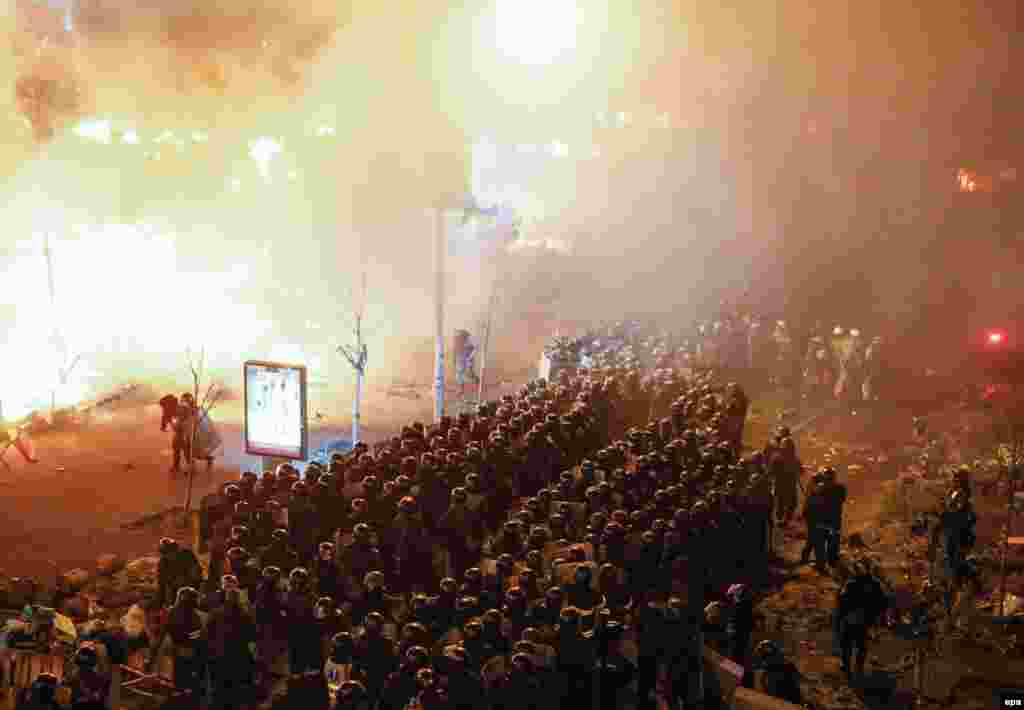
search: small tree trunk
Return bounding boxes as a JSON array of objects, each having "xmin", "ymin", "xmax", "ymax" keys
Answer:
[
  {"xmin": 433, "ymin": 208, "xmax": 446, "ymax": 423},
  {"xmin": 185, "ymin": 430, "xmax": 197, "ymax": 513},
  {"xmin": 184, "ymin": 382, "xmax": 200, "ymax": 513},
  {"xmin": 477, "ymin": 321, "xmax": 491, "ymax": 406},
  {"xmin": 353, "ymin": 367, "xmax": 363, "ymax": 444}
]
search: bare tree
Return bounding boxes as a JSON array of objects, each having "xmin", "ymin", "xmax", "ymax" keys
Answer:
[
  {"xmin": 336, "ymin": 271, "xmax": 369, "ymax": 444},
  {"xmin": 43, "ymin": 233, "xmax": 83, "ymax": 421},
  {"xmin": 50, "ymin": 341, "xmax": 82, "ymax": 421},
  {"xmin": 184, "ymin": 347, "xmax": 224, "ymax": 512}
]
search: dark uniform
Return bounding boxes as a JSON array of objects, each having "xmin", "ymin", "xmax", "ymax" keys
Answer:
[
  {"xmin": 820, "ymin": 475, "xmax": 847, "ymax": 566},
  {"xmin": 835, "ymin": 565, "xmax": 887, "ymax": 676},
  {"xmin": 284, "ymin": 570, "xmax": 321, "ymax": 674},
  {"xmin": 159, "ymin": 394, "xmax": 179, "ymax": 432},
  {"xmin": 157, "ymin": 539, "xmax": 203, "ymax": 609},
  {"xmin": 438, "ymin": 492, "xmax": 485, "ymax": 582},
  {"xmin": 751, "ymin": 641, "xmax": 802, "ymax": 705},
  {"xmin": 799, "ymin": 479, "xmax": 828, "ymax": 568},
  {"xmin": 204, "ymin": 594, "xmax": 257, "ymax": 710},
  {"xmin": 155, "ymin": 588, "xmax": 206, "ymax": 697},
  {"xmin": 170, "ymin": 396, "xmax": 196, "ymax": 473}
]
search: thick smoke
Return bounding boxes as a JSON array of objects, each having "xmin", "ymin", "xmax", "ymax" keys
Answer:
[
  {"xmin": 1, "ymin": 0, "xmax": 760, "ymax": 405},
  {"xmin": 11, "ymin": 0, "xmax": 346, "ymax": 140}
]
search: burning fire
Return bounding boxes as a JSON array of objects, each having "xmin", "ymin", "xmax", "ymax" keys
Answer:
[
  {"xmin": 957, "ymin": 169, "xmax": 978, "ymax": 193},
  {"xmin": 0, "ymin": 223, "xmax": 270, "ymax": 422}
]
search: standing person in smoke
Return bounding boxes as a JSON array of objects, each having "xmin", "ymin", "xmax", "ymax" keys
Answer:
[
  {"xmin": 454, "ymin": 329, "xmax": 479, "ymax": 395},
  {"xmin": 170, "ymin": 393, "xmax": 196, "ymax": 474},
  {"xmin": 159, "ymin": 394, "xmax": 179, "ymax": 433}
]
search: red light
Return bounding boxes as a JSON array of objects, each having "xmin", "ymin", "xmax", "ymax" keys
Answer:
[{"xmin": 988, "ymin": 332, "xmax": 1006, "ymax": 345}]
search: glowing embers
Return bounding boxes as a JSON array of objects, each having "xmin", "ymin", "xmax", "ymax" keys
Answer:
[
  {"xmin": 987, "ymin": 331, "xmax": 1006, "ymax": 346},
  {"xmin": 958, "ymin": 169, "xmax": 978, "ymax": 193}
]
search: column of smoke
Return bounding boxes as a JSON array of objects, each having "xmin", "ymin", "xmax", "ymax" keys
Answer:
[
  {"xmin": 2, "ymin": 0, "xmax": 763, "ymax": 408},
  {"xmin": 10, "ymin": 0, "xmax": 344, "ymax": 142}
]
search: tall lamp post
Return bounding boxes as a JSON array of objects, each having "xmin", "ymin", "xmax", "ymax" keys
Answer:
[{"xmin": 433, "ymin": 207, "xmax": 447, "ymax": 423}]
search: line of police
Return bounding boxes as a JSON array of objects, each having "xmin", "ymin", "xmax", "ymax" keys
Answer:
[
  {"xmin": 138, "ymin": 367, "xmax": 814, "ymax": 707},
  {"xmin": 20, "ymin": 324, "xmax": 894, "ymax": 710}
]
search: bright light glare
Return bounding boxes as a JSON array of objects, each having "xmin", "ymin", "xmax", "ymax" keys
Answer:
[
  {"xmin": 73, "ymin": 120, "xmax": 112, "ymax": 144},
  {"xmin": 495, "ymin": 0, "xmax": 579, "ymax": 65},
  {"xmin": 250, "ymin": 137, "xmax": 282, "ymax": 179},
  {"xmin": 988, "ymin": 331, "xmax": 1005, "ymax": 345},
  {"xmin": 0, "ymin": 224, "xmax": 265, "ymax": 420}
]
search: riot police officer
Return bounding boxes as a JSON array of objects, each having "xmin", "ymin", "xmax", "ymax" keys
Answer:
[
  {"xmin": 835, "ymin": 560, "xmax": 887, "ymax": 677},
  {"xmin": 150, "ymin": 587, "xmax": 206, "ymax": 697},
  {"xmin": 260, "ymin": 528, "xmax": 300, "ymax": 576},
  {"xmin": 284, "ymin": 567, "xmax": 320, "ymax": 673},
  {"xmin": 66, "ymin": 645, "xmax": 110, "ymax": 710},
  {"xmin": 751, "ymin": 640, "xmax": 802, "ymax": 705},
  {"xmin": 799, "ymin": 473, "xmax": 828, "ymax": 570}
]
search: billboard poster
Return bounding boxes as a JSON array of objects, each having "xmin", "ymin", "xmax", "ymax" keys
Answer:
[{"xmin": 243, "ymin": 360, "xmax": 307, "ymax": 460}]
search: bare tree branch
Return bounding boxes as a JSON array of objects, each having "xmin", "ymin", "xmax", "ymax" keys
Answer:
[
  {"xmin": 59, "ymin": 353, "xmax": 82, "ymax": 384},
  {"xmin": 180, "ymin": 346, "xmax": 223, "ymax": 513}
]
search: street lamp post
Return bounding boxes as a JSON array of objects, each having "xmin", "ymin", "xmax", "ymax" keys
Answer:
[{"xmin": 433, "ymin": 207, "xmax": 447, "ymax": 423}]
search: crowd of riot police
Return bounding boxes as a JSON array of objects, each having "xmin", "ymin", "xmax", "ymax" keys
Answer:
[
  {"xmin": 22, "ymin": 322, "xmax": 921, "ymax": 710},
  {"xmin": 135, "ymin": 326, "xmax": 829, "ymax": 710},
  {"xmin": 22, "ymin": 316, "xmax": 982, "ymax": 710}
]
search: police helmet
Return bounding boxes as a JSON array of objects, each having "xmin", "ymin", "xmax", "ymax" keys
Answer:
[
  {"xmin": 331, "ymin": 632, "xmax": 355, "ymax": 663},
  {"xmin": 364, "ymin": 571, "xmax": 385, "ymax": 590},
  {"xmin": 288, "ymin": 567, "xmax": 310, "ymax": 588},
  {"xmin": 176, "ymin": 586, "xmax": 200, "ymax": 607},
  {"xmin": 754, "ymin": 639, "xmax": 783, "ymax": 663},
  {"xmin": 74, "ymin": 644, "xmax": 99, "ymax": 669}
]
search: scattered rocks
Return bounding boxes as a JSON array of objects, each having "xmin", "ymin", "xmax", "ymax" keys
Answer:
[
  {"xmin": 96, "ymin": 554, "xmax": 125, "ymax": 577},
  {"xmin": 122, "ymin": 556, "xmax": 159, "ymax": 580},
  {"xmin": 86, "ymin": 555, "xmax": 160, "ymax": 610},
  {"xmin": 62, "ymin": 568, "xmax": 91, "ymax": 592}
]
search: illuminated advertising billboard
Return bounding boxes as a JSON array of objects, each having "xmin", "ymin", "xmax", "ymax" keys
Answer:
[{"xmin": 243, "ymin": 360, "xmax": 307, "ymax": 460}]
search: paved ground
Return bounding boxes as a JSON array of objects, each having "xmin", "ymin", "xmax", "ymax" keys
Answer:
[{"xmin": 0, "ymin": 386, "xmax": 443, "ymax": 581}]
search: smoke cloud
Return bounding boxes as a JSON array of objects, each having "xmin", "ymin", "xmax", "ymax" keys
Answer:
[
  {"xmin": 5, "ymin": 0, "xmax": 1016, "ymax": 421},
  {"xmin": 9, "ymin": 0, "xmax": 348, "ymax": 139}
]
